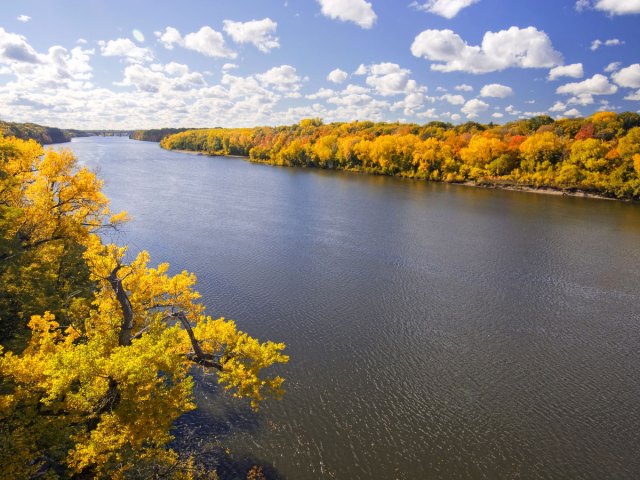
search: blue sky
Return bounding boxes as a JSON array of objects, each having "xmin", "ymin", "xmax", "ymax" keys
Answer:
[{"xmin": 1, "ymin": 0, "xmax": 639, "ymax": 128}]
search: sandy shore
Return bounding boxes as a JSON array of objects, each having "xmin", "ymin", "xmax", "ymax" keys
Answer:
[{"xmin": 459, "ymin": 181, "xmax": 619, "ymax": 201}]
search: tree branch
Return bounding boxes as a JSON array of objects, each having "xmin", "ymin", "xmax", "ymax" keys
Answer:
[
  {"xmin": 166, "ymin": 313, "xmax": 223, "ymax": 370},
  {"xmin": 108, "ymin": 265, "xmax": 134, "ymax": 347}
]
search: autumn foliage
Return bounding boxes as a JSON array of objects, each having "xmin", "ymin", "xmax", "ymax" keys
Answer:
[
  {"xmin": 160, "ymin": 112, "xmax": 640, "ymax": 199},
  {"xmin": 0, "ymin": 136, "xmax": 287, "ymax": 478}
]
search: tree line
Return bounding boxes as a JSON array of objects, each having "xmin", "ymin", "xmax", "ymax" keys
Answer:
[
  {"xmin": 159, "ymin": 113, "xmax": 640, "ymax": 200},
  {"xmin": 0, "ymin": 120, "xmax": 71, "ymax": 145},
  {"xmin": 0, "ymin": 135, "xmax": 287, "ymax": 478}
]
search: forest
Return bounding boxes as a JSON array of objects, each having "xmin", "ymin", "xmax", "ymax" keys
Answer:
[
  {"xmin": 0, "ymin": 120, "xmax": 71, "ymax": 145},
  {"xmin": 0, "ymin": 135, "xmax": 287, "ymax": 478},
  {"xmin": 159, "ymin": 112, "xmax": 640, "ymax": 200}
]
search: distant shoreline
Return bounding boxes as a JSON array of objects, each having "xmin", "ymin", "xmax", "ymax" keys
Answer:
[{"xmin": 164, "ymin": 147, "xmax": 629, "ymax": 202}]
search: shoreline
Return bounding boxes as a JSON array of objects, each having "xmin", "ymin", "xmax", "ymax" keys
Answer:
[{"xmin": 163, "ymin": 147, "xmax": 633, "ymax": 203}]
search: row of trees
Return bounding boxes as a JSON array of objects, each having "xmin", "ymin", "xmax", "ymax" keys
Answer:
[
  {"xmin": 0, "ymin": 135, "xmax": 287, "ymax": 478},
  {"xmin": 130, "ymin": 128, "xmax": 198, "ymax": 142},
  {"xmin": 160, "ymin": 113, "xmax": 640, "ymax": 199}
]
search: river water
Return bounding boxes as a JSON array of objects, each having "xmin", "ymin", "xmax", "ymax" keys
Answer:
[{"xmin": 62, "ymin": 137, "xmax": 640, "ymax": 479}]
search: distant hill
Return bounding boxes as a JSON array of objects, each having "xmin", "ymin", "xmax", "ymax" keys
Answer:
[
  {"xmin": 130, "ymin": 128, "xmax": 197, "ymax": 142},
  {"xmin": 0, "ymin": 120, "xmax": 71, "ymax": 144}
]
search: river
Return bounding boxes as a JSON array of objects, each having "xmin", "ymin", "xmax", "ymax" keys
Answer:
[{"xmin": 62, "ymin": 136, "xmax": 640, "ymax": 479}]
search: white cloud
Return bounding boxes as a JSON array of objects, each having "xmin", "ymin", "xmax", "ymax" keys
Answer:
[
  {"xmin": 454, "ymin": 83, "xmax": 473, "ymax": 91},
  {"xmin": 611, "ymin": 63, "xmax": 640, "ymax": 88},
  {"xmin": 549, "ymin": 101, "xmax": 567, "ymax": 112},
  {"xmin": 99, "ymin": 38, "xmax": 152, "ymax": 64},
  {"xmin": 412, "ymin": 0, "xmax": 480, "ymax": 18},
  {"xmin": 590, "ymin": 38, "xmax": 625, "ymax": 51},
  {"xmin": 568, "ymin": 94, "xmax": 596, "ymax": 105},
  {"xmin": 604, "ymin": 61, "xmax": 621, "ymax": 72},
  {"xmin": 156, "ymin": 27, "xmax": 182, "ymax": 50},
  {"xmin": 579, "ymin": 0, "xmax": 640, "ymax": 15},
  {"xmin": 223, "ymin": 18, "xmax": 279, "ymax": 53},
  {"xmin": 440, "ymin": 93, "xmax": 465, "ymax": 105},
  {"xmin": 505, "ymin": 105, "xmax": 521, "ymax": 115},
  {"xmin": 548, "ymin": 63, "xmax": 584, "ymax": 81},
  {"xmin": 492, "ymin": 112, "xmax": 504, "ymax": 118},
  {"xmin": 327, "ymin": 68, "xmax": 348, "ymax": 84},
  {"xmin": 461, "ymin": 98, "xmax": 489, "ymax": 118},
  {"xmin": 365, "ymin": 62, "xmax": 414, "ymax": 96},
  {"xmin": 564, "ymin": 108, "xmax": 582, "ymax": 117},
  {"xmin": 556, "ymin": 74, "xmax": 618, "ymax": 106},
  {"xmin": 353, "ymin": 64, "xmax": 368, "ymax": 75},
  {"xmin": 256, "ymin": 65, "xmax": 303, "ymax": 96},
  {"xmin": 184, "ymin": 27, "xmax": 236, "ymax": 58},
  {"xmin": 155, "ymin": 26, "xmax": 236, "ymax": 58},
  {"xmin": 411, "ymin": 26, "xmax": 562, "ymax": 74},
  {"xmin": 17, "ymin": 15, "xmax": 31, "ymax": 23},
  {"xmin": 451, "ymin": 113, "xmax": 462, "ymax": 121},
  {"xmin": 0, "ymin": 28, "xmax": 42, "ymax": 64},
  {"xmin": 624, "ymin": 90, "xmax": 640, "ymax": 101},
  {"xmin": 479, "ymin": 83, "xmax": 513, "ymax": 98},
  {"xmin": 116, "ymin": 63, "xmax": 206, "ymax": 93},
  {"xmin": 317, "ymin": 0, "xmax": 377, "ymax": 28},
  {"xmin": 392, "ymin": 92, "xmax": 429, "ymax": 116},
  {"xmin": 222, "ymin": 63, "xmax": 239, "ymax": 71},
  {"xmin": 306, "ymin": 87, "xmax": 336, "ymax": 100}
]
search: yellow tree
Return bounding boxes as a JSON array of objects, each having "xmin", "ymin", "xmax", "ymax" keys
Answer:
[{"xmin": 0, "ymin": 137, "xmax": 287, "ymax": 479}]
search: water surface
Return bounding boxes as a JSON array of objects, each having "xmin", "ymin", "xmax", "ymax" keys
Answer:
[{"xmin": 63, "ymin": 137, "xmax": 640, "ymax": 479}]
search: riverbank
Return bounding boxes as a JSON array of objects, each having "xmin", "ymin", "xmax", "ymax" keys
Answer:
[{"xmin": 164, "ymin": 146, "xmax": 630, "ymax": 202}]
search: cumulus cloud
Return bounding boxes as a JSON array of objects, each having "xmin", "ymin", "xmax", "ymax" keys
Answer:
[
  {"xmin": 549, "ymin": 101, "xmax": 567, "ymax": 112},
  {"xmin": 365, "ymin": 62, "xmax": 414, "ymax": 96},
  {"xmin": 556, "ymin": 74, "xmax": 618, "ymax": 106},
  {"xmin": 317, "ymin": 0, "xmax": 377, "ymax": 28},
  {"xmin": 99, "ymin": 38, "xmax": 153, "ymax": 64},
  {"xmin": 391, "ymin": 91, "xmax": 431, "ymax": 116},
  {"xmin": 611, "ymin": 63, "xmax": 640, "ymax": 88},
  {"xmin": 0, "ymin": 28, "xmax": 42, "ymax": 64},
  {"xmin": 624, "ymin": 90, "xmax": 640, "ymax": 100},
  {"xmin": 411, "ymin": 26, "xmax": 562, "ymax": 73},
  {"xmin": 479, "ymin": 83, "xmax": 513, "ymax": 98},
  {"xmin": 256, "ymin": 65, "xmax": 303, "ymax": 96},
  {"xmin": 116, "ymin": 62, "xmax": 206, "ymax": 93},
  {"xmin": 155, "ymin": 26, "xmax": 236, "ymax": 58},
  {"xmin": 440, "ymin": 93, "xmax": 465, "ymax": 105},
  {"xmin": 223, "ymin": 18, "xmax": 279, "ymax": 53},
  {"xmin": 327, "ymin": 68, "xmax": 348, "ymax": 84},
  {"xmin": 454, "ymin": 84, "xmax": 473, "ymax": 91},
  {"xmin": 17, "ymin": 15, "xmax": 31, "ymax": 23},
  {"xmin": 564, "ymin": 108, "xmax": 582, "ymax": 117},
  {"xmin": 306, "ymin": 87, "xmax": 336, "ymax": 100},
  {"xmin": 604, "ymin": 61, "xmax": 621, "ymax": 72},
  {"xmin": 353, "ymin": 64, "xmax": 368, "ymax": 75},
  {"xmin": 461, "ymin": 98, "xmax": 489, "ymax": 118},
  {"xmin": 577, "ymin": 0, "xmax": 640, "ymax": 14},
  {"xmin": 412, "ymin": 0, "xmax": 480, "ymax": 18},
  {"xmin": 548, "ymin": 63, "xmax": 584, "ymax": 81},
  {"xmin": 590, "ymin": 38, "xmax": 625, "ymax": 51}
]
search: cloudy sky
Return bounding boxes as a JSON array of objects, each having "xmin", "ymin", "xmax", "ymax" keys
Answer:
[{"xmin": 1, "ymin": 0, "xmax": 639, "ymax": 129}]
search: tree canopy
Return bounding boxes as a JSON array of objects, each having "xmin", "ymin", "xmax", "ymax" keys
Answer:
[{"xmin": 0, "ymin": 135, "xmax": 287, "ymax": 479}]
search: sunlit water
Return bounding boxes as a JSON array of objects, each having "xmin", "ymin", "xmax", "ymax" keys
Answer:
[{"xmin": 61, "ymin": 137, "xmax": 640, "ymax": 479}]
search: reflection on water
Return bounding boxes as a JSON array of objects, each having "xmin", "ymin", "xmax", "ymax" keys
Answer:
[{"xmin": 63, "ymin": 137, "xmax": 640, "ymax": 479}]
